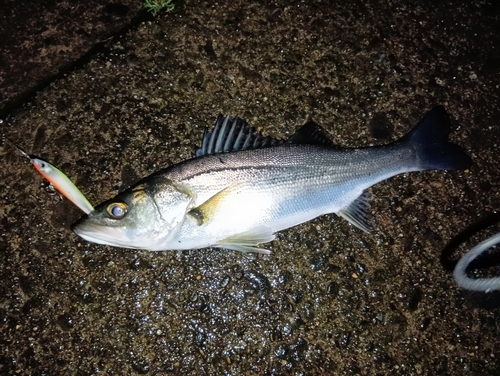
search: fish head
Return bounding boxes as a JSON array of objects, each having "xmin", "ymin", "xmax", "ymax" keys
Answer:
[{"xmin": 72, "ymin": 180, "xmax": 192, "ymax": 250}]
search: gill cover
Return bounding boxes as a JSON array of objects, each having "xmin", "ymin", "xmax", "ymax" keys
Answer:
[{"xmin": 72, "ymin": 179, "xmax": 192, "ymax": 250}]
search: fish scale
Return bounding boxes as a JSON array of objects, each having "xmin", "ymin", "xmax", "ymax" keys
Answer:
[{"xmin": 167, "ymin": 145, "xmax": 410, "ymax": 249}]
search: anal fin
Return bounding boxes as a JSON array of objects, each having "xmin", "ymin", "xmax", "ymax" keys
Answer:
[
  {"xmin": 338, "ymin": 190, "xmax": 374, "ymax": 232},
  {"xmin": 215, "ymin": 226, "xmax": 275, "ymax": 255}
]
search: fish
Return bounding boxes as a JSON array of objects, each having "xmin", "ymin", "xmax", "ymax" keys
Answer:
[
  {"xmin": 72, "ymin": 106, "xmax": 472, "ymax": 254},
  {"xmin": 11, "ymin": 143, "xmax": 95, "ymax": 214}
]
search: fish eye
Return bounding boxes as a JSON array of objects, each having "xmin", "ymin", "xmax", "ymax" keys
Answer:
[{"xmin": 107, "ymin": 202, "xmax": 127, "ymax": 219}]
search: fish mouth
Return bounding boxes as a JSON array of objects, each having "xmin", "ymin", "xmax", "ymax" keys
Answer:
[{"xmin": 72, "ymin": 219, "xmax": 138, "ymax": 249}]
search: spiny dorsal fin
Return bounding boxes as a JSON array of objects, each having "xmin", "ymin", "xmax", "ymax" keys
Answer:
[
  {"xmin": 287, "ymin": 121, "xmax": 336, "ymax": 147},
  {"xmin": 194, "ymin": 115, "xmax": 283, "ymax": 157},
  {"xmin": 338, "ymin": 190, "xmax": 374, "ymax": 232}
]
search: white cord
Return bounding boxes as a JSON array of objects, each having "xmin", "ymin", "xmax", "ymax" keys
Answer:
[{"xmin": 453, "ymin": 232, "xmax": 500, "ymax": 292}]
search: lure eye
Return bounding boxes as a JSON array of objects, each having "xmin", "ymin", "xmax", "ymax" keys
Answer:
[
  {"xmin": 33, "ymin": 159, "xmax": 50, "ymax": 172},
  {"xmin": 107, "ymin": 202, "xmax": 127, "ymax": 219}
]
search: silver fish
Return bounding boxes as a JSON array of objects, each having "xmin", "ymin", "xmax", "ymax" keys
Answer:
[{"xmin": 73, "ymin": 106, "xmax": 471, "ymax": 254}]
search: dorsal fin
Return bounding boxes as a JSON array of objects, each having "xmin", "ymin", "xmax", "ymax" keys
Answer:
[
  {"xmin": 194, "ymin": 115, "xmax": 282, "ymax": 157},
  {"xmin": 287, "ymin": 121, "xmax": 336, "ymax": 147}
]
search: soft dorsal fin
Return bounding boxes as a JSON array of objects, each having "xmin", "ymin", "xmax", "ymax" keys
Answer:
[
  {"xmin": 287, "ymin": 121, "xmax": 336, "ymax": 147},
  {"xmin": 194, "ymin": 115, "xmax": 283, "ymax": 157},
  {"xmin": 337, "ymin": 190, "xmax": 374, "ymax": 232}
]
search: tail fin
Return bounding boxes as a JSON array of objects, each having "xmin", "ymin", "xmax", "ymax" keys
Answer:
[{"xmin": 399, "ymin": 106, "xmax": 472, "ymax": 170}]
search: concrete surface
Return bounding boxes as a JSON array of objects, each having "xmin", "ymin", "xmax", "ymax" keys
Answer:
[
  {"xmin": 1, "ymin": 0, "xmax": 499, "ymax": 374},
  {"xmin": 0, "ymin": 0, "xmax": 143, "ymax": 115}
]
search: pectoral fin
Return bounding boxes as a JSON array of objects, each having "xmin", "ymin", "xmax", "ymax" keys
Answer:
[
  {"xmin": 215, "ymin": 226, "xmax": 275, "ymax": 255},
  {"xmin": 338, "ymin": 190, "xmax": 374, "ymax": 232},
  {"xmin": 187, "ymin": 184, "xmax": 239, "ymax": 226}
]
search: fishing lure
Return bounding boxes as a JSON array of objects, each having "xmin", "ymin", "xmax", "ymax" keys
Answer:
[
  {"xmin": 11, "ymin": 142, "xmax": 94, "ymax": 214},
  {"xmin": 454, "ymin": 232, "xmax": 500, "ymax": 292}
]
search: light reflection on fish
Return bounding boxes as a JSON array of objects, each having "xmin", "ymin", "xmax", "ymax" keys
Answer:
[{"xmin": 72, "ymin": 106, "xmax": 471, "ymax": 254}]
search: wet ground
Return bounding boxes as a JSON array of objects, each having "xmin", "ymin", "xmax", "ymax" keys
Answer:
[{"xmin": 1, "ymin": 0, "xmax": 500, "ymax": 374}]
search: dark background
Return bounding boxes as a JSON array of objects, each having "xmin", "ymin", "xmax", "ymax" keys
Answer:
[{"xmin": 1, "ymin": 0, "xmax": 499, "ymax": 374}]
